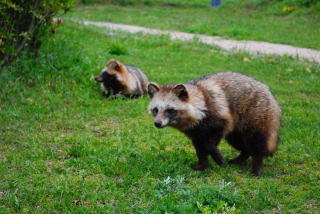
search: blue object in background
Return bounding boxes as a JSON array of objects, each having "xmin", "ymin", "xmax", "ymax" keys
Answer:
[{"xmin": 212, "ymin": 0, "xmax": 221, "ymax": 7}]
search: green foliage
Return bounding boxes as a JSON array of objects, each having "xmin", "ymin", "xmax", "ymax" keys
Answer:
[
  {"xmin": 107, "ymin": 42, "xmax": 128, "ymax": 55},
  {"xmin": 195, "ymin": 180, "xmax": 240, "ymax": 214},
  {"xmin": 197, "ymin": 201, "xmax": 239, "ymax": 214},
  {"xmin": 254, "ymin": 0, "xmax": 320, "ymax": 16},
  {"xmin": 0, "ymin": 0, "xmax": 74, "ymax": 69},
  {"xmin": 259, "ymin": 0, "xmax": 318, "ymax": 7}
]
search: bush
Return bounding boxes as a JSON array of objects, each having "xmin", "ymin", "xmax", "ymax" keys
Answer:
[{"xmin": 0, "ymin": 0, "xmax": 74, "ymax": 70}]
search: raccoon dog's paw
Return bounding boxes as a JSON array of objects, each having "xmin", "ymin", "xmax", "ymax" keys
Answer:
[{"xmin": 192, "ymin": 163, "xmax": 208, "ymax": 171}]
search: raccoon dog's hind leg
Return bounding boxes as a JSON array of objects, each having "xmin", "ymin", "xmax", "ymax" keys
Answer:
[
  {"xmin": 228, "ymin": 151, "xmax": 250, "ymax": 165},
  {"xmin": 244, "ymin": 129, "xmax": 268, "ymax": 177},
  {"xmin": 226, "ymin": 130, "xmax": 250, "ymax": 164}
]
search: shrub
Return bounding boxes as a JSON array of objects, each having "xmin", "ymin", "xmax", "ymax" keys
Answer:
[{"xmin": 0, "ymin": 0, "xmax": 74, "ymax": 70}]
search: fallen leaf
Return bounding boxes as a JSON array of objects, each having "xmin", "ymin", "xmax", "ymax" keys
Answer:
[
  {"xmin": 277, "ymin": 73, "xmax": 283, "ymax": 77},
  {"xmin": 286, "ymin": 68, "xmax": 293, "ymax": 72},
  {"xmin": 289, "ymin": 80, "xmax": 294, "ymax": 84},
  {"xmin": 243, "ymin": 57, "xmax": 250, "ymax": 62},
  {"xmin": 72, "ymin": 200, "xmax": 82, "ymax": 206},
  {"xmin": 306, "ymin": 68, "xmax": 312, "ymax": 73}
]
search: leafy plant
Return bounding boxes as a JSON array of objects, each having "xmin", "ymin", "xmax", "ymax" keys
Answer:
[
  {"xmin": 154, "ymin": 176, "xmax": 189, "ymax": 199},
  {"xmin": 197, "ymin": 201, "xmax": 239, "ymax": 214},
  {"xmin": 0, "ymin": 0, "xmax": 73, "ymax": 69},
  {"xmin": 107, "ymin": 43, "xmax": 128, "ymax": 55}
]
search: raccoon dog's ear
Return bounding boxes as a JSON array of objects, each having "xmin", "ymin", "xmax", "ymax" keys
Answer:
[
  {"xmin": 173, "ymin": 84, "xmax": 188, "ymax": 101},
  {"xmin": 147, "ymin": 83, "xmax": 160, "ymax": 99},
  {"xmin": 107, "ymin": 59, "xmax": 120, "ymax": 71}
]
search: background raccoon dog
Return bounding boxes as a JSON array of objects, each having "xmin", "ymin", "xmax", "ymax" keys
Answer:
[
  {"xmin": 147, "ymin": 72, "xmax": 281, "ymax": 177},
  {"xmin": 95, "ymin": 59, "xmax": 149, "ymax": 98}
]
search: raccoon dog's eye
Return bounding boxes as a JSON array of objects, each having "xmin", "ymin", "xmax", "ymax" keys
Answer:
[
  {"xmin": 102, "ymin": 72, "xmax": 109, "ymax": 79},
  {"xmin": 152, "ymin": 108, "xmax": 158, "ymax": 116},
  {"xmin": 102, "ymin": 72, "xmax": 115, "ymax": 80},
  {"xmin": 165, "ymin": 108, "xmax": 176, "ymax": 116}
]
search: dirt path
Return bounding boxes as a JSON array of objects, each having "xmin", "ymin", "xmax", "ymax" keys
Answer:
[{"xmin": 82, "ymin": 20, "xmax": 320, "ymax": 63}]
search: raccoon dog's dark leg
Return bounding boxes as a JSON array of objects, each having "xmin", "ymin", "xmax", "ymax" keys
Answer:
[
  {"xmin": 252, "ymin": 155, "xmax": 263, "ymax": 177},
  {"xmin": 103, "ymin": 91, "xmax": 109, "ymax": 97},
  {"xmin": 105, "ymin": 88, "xmax": 111, "ymax": 97},
  {"xmin": 207, "ymin": 143, "xmax": 224, "ymax": 166},
  {"xmin": 226, "ymin": 131, "xmax": 250, "ymax": 164},
  {"xmin": 228, "ymin": 151, "xmax": 250, "ymax": 164},
  {"xmin": 206, "ymin": 130, "xmax": 224, "ymax": 166},
  {"xmin": 245, "ymin": 129, "xmax": 268, "ymax": 177},
  {"xmin": 192, "ymin": 140, "xmax": 208, "ymax": 171}
]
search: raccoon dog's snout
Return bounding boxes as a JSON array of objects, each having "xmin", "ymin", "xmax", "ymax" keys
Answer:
[
  {"xmin": 94, "ymin": 75, "xmax": 102, "ymax": 82},
  {"xmin": 154, "ymin": 121, "xmax": 162, "ymax": 128}
]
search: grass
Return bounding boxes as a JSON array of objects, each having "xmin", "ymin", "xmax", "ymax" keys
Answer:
[
  {"xmin": 1, "ymin": 3, "xmax": 320, "ymax": 213},
  {"xmin": 66, "ymin": 0, "xmax": 320, "ymax": 49}
]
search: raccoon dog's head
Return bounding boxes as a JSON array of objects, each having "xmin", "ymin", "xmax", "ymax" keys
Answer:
[
  {"xmin": 94, "ymin": 59, "xmax": 125, "ymax": 85},
  {"xmin": 147, "ymin": 83, "xmax": 205, "ymax": 130}
]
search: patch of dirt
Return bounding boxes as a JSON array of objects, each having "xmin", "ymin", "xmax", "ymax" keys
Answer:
[{"xmin": 80, "ymin": 20, "xmax": 320, "ymax": 63}]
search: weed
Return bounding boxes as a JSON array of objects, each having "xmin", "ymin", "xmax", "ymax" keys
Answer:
[{"xmin": 107, "ymin": 43, "xmax": 129, "ymax": 55}]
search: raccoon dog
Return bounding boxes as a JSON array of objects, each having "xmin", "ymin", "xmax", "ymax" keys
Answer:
[
  {"xmin": 95, "ymin": 59, "xmax": 149, "ymax": 98},
  {"xmin": 147, "ymin": 72, "xmax": 281, "ymax": 177}
]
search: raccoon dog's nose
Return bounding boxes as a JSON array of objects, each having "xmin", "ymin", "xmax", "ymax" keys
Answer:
[
  {"xmin": 94, "ymin": 76, "xmax": 102, "ymax": 82},
  {"xmin": 154, "ymin": 121, "xmax": 162, "ymax": 128}
]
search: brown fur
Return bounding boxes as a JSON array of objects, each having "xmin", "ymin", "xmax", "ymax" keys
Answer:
[
  {"xmin": 95, "ymin": 59, "xmax": 149, "ymax": 98},
  {"xmin": 148, "ymin": 72, "xmax": 281, "ymax": 177}
]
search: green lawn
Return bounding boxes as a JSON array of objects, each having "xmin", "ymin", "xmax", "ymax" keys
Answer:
[
  {"xmin": 1, "ymin": 2, "xmax": 320, "ymax": 213},
  {"xmin": 67, "ymin": 0, "xmax": 320, "ymax": 49}
]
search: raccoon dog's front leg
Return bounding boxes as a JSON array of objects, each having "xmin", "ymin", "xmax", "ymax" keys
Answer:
[
  {"xmin": 206, "ymin": 129, "xmax": 224, "ymax": 166},
  {"xmin": 192, "ymin": 140, "xmax": 209, "ymax": 171},
  {"xmin": 191, "ymin": 131, "xmax": 224, "ymax": 171}
]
